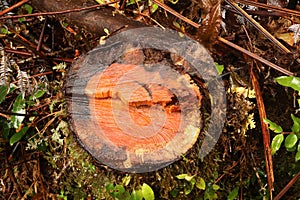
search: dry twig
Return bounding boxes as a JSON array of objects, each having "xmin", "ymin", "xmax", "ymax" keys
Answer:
[
  {"xmin": 153, "ymin": 0, "xmax": 200, "ymax": 28},
  {"xmin": 0, "ymin": 0, "xmax": 29, "ymax": 17}
]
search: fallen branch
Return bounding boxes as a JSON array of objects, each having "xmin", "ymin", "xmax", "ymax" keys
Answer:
[{"xmin": 249, "ymin": 65, "xmax": 274, "ymax": 199}]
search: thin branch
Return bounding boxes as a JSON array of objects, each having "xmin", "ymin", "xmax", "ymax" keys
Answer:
[
  {"xmin": 0, "ymin": 1, "xmax": 120, "ymax": 20},
  {"xmin": 217, "ymin": 37, "xmax": 294, "ymax": 76},
  {"xmin": 249, "ymin": 66, "xmax": 274, "ymax": 198},
  {"xmin": 0, "ymin": 109, "xmax": 47, "ymax": 116},
  {"xmin": 152, "ymin": 0, "xmax": 200, "ymax": 28},
  {"xmin": 237, "ymin": 0, "xmax": 300, "ymax": 17},
  {"xmin": 37, "ymin": 17, "xmax": 47, "ymax": 52},
  {"xmin": 0, "ymin": 0, "xmax": 30, "ymax": 17}
]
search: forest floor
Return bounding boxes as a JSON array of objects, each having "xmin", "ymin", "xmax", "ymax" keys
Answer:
[{"xmin": 0, "ymin": 0, "xmax": 300, "ymax": 199}]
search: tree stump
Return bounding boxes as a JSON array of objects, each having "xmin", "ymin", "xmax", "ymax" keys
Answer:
[{"xmin": 65, "ymin": 28, "xmax": 218, "ymax": 172}]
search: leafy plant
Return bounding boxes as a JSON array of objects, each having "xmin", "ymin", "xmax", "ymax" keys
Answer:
[
  {"xmin": 18, "ymin": 4, "xmax": 33, "ymax": 23},
  {"xmin": 265, "ymin": 115, "xmax": 300, "ymax": 161},
  {"xmin": 175, "ymin": 173, "xmax": 206, "ymax": 195},
  {"xmin": 264, "ymin": 75, "xmax": 300, "ymax": 162},
  {"xmin": 203, "ymin": 183, "xmax": 220, "ymax": 200},
  {"xmin": 106, "ymin": 182, "xmax": 154, "ymax": 200},
  {"xmin": 215, "ymin": 62, "xmax": 224, "ymax": 75}
]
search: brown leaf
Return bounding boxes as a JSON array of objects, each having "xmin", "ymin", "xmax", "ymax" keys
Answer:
[{"xmin": 196, "ymin": 0, "xmax": 222, "ymax": 48}]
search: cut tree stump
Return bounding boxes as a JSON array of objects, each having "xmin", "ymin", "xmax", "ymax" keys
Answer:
[{"xmin": 64, "ymin": 28, "xmax": 215, "ymax": 173}]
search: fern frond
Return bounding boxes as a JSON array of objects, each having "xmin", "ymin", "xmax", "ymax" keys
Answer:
[
  {"xmin": 13, "ymin": 61, "xmax": 29, "ymax": 98},
  {"xmin": 0, "ymin": 47, "xmax": 12, "ymax": 86}
]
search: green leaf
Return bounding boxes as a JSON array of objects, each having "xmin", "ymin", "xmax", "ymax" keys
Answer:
[
  {"xmin": 285, "ymin": 134, "xmax": 298, "ymax": 149},
  {"xmin": 114, "ymin": 185, "xmax": 125, "ymax": 197},
  {"xmin": 184, "ymin": 175, "xmax": 195, "ymax": 182},
  {"xmin": 176, "ymin": 174, "xmax": 188, "ymax": 179},
  {"xmin": 212, "ymin": 184, "xmax": 220, "ymax": 191},
  {"xmin": 106, "ymin": 183, "xmax": 115, "ymax": 197},
  {"xmin": 263, "ymin": 118, "xmax": 283, "ymax": 133},
  {"xmin": 18, "ymin": 17, "xmax": 25, "ymax": 23},
  {"xmin": 215, "ymin": 62, "xmax": 224, "ymax": 75},
  {"xmin": 271, "ymin": 134, "xmax": 284, "ymax": 155},
  {"xmin": 29, "ymin": 90, "xmax": 46, "ymax": 100},
  {"xmin": 286, "ymin": 146, "xmax": 297, "ymax": 152},
  {"xmin": 9, "ymin": 126, "xmax": 29, "ymax": 145},
  {"xmin": 1, "ymin": 27, "xmax": 9, "ymax": 34},
  {"xmin": 23, "ymin": 4, "xmax": 33, "ymax": 14},
  {"xmin": 291, "ymin": 114, "xmax": 300, "ymax": 133},
  {"xmin": 227, "ymin": 187, "xmax": 239, "ymax": 200},
  {"xmin": 10, "ymin": 94, "xmax": 26, "ymax": 129},
  {"xmin": 184, "ymin": 183, "xmax": 194, "ymax": 195},
  {"xmin": 295, "ymin": 147, "xmax": 300, "ymax": 162},
  {"xmin": 151, "ymin": 3, "xmax": 159, "ymax": 13},
  {"xmin": 141, "ymin": 183, "xmax": 154, "ymax": 200},
  {"xmin": 196, "ymin": 177, "xmax": 206, "ymax": 190},
  {"xmin": 275, "ymin": 76, "xmax": 300, "ymax": 92},
  {"xmin": 131, "ymin": 190, "xmax": 143, "ymax": 200},
  {"xmin": 0, "ymin": 85, "xmax": 8, "ymax": 104}
]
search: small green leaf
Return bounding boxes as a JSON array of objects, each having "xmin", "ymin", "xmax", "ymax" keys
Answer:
[
  {"xmin": 0, "ymin": 85, "xmax": 8, "ymax": 104},
  {"xmin": 291, "ymin": 114, "xmax": 300, "ymax": 133},
  {"xmin": 131, "ymin": 190, "xmax": 143, "ymax": 200},
  {"xmin": 275, "ymin": 76, "xmax": 300, "ymax": 92},
  {"xmin": 285, "ymin": 134, "xmax": 298, "ymax": 149},
  {"xmin": 286, "ymin": 146, "xmax": 297, "ymax": 152},
  {"xmin": 263, "ymin": 118, "xmax": 283, "ymax": 133},
  {"xmin": 9, "ymin": 126, "xmax": 29, "ymax": 145},
  {"xmin": 10, "ymin": 94, "xmax": 26, "ymax": 129},
  {"xmin": 1, "ymin": 27, "xmax": 9, "ymax": 34},
  {"xmin": 227, "ymin": 187, "xmax": 239, "ymax": 200},
  {"xmin": 18, "ymin": 17, "xmax": 25, "ymax": 23},
  {"xmin": 23, "ymin": 4, "xmax": 33, "ymax": 14},
  {"xmin": 215, "ymin": 62, "xmax": 224, "ymax": 75},
  {"xmin": 212, "ymin": 184, "xmax": 220, "ymax": 191},
  {"xmin": 141, "ymin": 183, "xmax": 154, "ymax": 200},
  {"xmin": 176, "ymin": 174, "xmax": 188, "ymax": 179},
  {"xmin": 151, "ymin": 3, "xmax": 159, "ymax": 13},
  {"xmin": 114, "ymin": 185, "xmax": 125, "ymax": 197},
  {"xmin": 106, "ymin": 183, "xmax": 115, "ymax": 197},
  {"xmin": 29, "ymin": 90, "xmax": 46, "ymax": 100},
  {"xmin": 184, "ymin": 183, "xmax": 193, "ymax": 195},
  {"xmin": 271, "ymin": 134, "xmax": 284, "ymax": 155},
  {"xmin": 196, "ymin": 177, "xmax": 206, "ymax": 190},
  {"xmin": 184, "ymin": 175, "xmax": 195, "ymax": 182},
  {"xmin": 296, "ymin": 152, "xmax": 300, "ymax": 162}
]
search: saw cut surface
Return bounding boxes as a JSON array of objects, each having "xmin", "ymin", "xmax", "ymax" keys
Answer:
[{"xmin": 64, "ymin": 27, "xmax": 220, "ymax": 173}]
